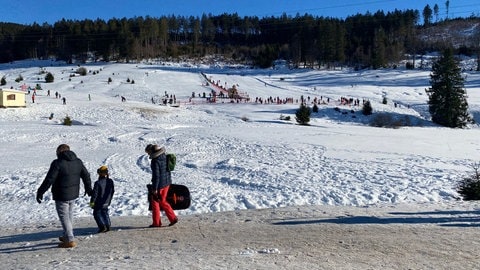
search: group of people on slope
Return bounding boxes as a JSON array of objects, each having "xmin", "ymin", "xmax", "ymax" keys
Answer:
[{"xmin": 36, "ymin": 143, "xmax": 177, "ymax": 248}]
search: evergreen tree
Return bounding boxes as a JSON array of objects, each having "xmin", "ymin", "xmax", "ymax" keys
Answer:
[
  {"xmin": 371, "ymin": 28, "xmax": 386, "ymax": 69},
  {"xmin": 295, "ymin": 103, "xmax": 311, "ymax": 125},
  {"xmin": 45, "ymin": 72, "xmax": 54, "ymax": 83},
  {"xmin": 422, "ymin": 5, "xmax": 433, "ymax": 26},
  {"xmin": 445, "ymin": 0, "xmax": 450, "ymax": 19},
  {"xmin": 426, "ymin": 48, "xmax": 472, "ymax": 128},
  {"xmin": 362, "ymin": 101, "xmax": 373, "ymax": 115},
  {"xmin": 433, "ymin": 4, "xmax": 440, "ymax": 22},
  {"xmin": 0, "ymin": 76, "xmax": 6, "ymax": 86},
  {"xmin": 457, "ymin": 163, "xmax": 480, "ymax": 200}
]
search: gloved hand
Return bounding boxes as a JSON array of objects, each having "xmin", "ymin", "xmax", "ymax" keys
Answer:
[
  {"xmin": 36, "ymin": 193, "xmax": 43, "ymax": 204},
  {"xmin": 152, "ymin": 191, "xmax": 161, "ymax": 201},
  {"xmin": 89, "ymin": 202, "xmax": 95, "ymax": 209},
  {"xmin": 85, "ymin": 190, "xmax": 93, "ymax": 197}
]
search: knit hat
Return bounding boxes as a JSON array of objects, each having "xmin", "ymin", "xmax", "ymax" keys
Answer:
[{"xmin": 97, "ymin": 165, "xmax": 108, "ymax": 174}]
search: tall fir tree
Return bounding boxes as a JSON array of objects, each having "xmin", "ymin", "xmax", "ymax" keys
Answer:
[
  {"xmin": 426, "ymin": 48, "xmax": 472, "ymax": 128},
  {"xmin": 295, "ymin": 103, "xmax": 311, "ymax": 125}
]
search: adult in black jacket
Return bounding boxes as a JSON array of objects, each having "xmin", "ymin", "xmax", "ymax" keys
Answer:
[{"xmin": 36, "ymin": 144, "xmax": 93, "ymax": 248}]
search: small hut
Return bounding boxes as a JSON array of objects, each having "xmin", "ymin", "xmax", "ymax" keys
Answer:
[{"xmin": 0, "ymin": 89, "xmax": 26, "ymax": 108}]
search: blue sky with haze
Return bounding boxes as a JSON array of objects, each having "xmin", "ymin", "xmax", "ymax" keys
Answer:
[{"xmin": 1, "ymin": 0, "xmax": 478, "ymax": 25}]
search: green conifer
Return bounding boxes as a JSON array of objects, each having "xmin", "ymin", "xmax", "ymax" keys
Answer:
[
  {"xmin": 295, "ymin": 103, "xmax": 311, "ymax": 125},
  {"xmin": 426, "ymin": 48, "xmax": 472, "ymax": 128}
]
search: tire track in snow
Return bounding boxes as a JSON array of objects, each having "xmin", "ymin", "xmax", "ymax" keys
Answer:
[{"xmin": 175, "ymin": 126, "xmax": 468, "ymax": 212}]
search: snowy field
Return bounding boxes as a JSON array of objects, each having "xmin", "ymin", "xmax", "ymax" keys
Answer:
[{"xmin": 1, "ymin": 58, "xmax": 480, "ymax": 228}]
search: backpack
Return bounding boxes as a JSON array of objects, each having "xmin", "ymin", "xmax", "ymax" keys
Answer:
[{"xmin": 166, "ymin": 153, "xmax": 176, "ymax": 172}]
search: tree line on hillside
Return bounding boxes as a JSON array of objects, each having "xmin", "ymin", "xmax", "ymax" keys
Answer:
[{"xmin": 0, "ymin": 11, "xmax": 478, "ymax": 68}]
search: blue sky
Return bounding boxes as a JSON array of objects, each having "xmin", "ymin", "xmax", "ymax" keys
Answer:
[{"xmin": 2, "ymin": 0, "xmax": 478, "ymax": 25}]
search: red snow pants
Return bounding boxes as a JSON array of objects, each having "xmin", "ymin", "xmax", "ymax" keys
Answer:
[{"xmin": 151, "ymin": 185, "xmax": 177, "ymax": 226}]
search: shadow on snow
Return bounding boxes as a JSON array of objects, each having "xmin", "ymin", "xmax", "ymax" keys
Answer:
[
  {"xmin": 271, "ymin": 209, "xmax": 480, "ymax": 227},
  {"xmin": 0, "ymin": 225, "xmax": 138, "ymax": 254}
]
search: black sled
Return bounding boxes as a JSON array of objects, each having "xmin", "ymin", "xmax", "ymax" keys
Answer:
[{"xmin": 147, "ymin": 184, "xmax": 191, "ymax": 210}]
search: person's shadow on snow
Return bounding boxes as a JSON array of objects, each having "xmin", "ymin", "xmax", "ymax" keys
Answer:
[
  {"xmin": 0, "ymin": 227, "xmax": 93, "ymax": 253},
  {"xmin": 0, "ymin": 225, "xmax": 144, "ymax": 254}
]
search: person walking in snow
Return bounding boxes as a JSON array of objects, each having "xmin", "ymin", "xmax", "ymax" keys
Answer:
[
  {"xmin": 145, "ymin": 144, "xmax": 178, "ymax": 227},
  {"xmin": 90, "ymin": 165, "xmax": 115, "ymax": 233},
  {"xmin": 36, "ymin": 144, "xmax": 93, "ymax": 248}
]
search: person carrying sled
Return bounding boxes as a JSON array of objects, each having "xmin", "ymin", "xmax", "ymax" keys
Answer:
[
  {"xmin": 145, "ymin": 144, "xmax": 178, "ymax": 227},
  {"xmin": 90, "ymin": 165, "xmax": 115, "ymax": 233},
  {"xmin": 36, "ymin": 144, "xmax": 93, "ymax": 248}
]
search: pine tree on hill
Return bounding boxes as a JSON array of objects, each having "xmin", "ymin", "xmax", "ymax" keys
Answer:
[
  {"xmin": 426, "ymin": 48, "xmax": 472, "ymax": 128},
  {"xmin": 362, "ymin": 101, "xmax": 373, "ymax": 115},
  {"xmin": 295, "ymin": 103, "xmax": 311, "ymax": 125},
  {"xmin": 45, "ymin": 72, "xmax": 54, "ymax": 83}
]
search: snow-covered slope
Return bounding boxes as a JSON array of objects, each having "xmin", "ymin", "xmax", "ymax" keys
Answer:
[{"xmin": 1, "ymin": 59, "xmax": 479, "ymax": 227}]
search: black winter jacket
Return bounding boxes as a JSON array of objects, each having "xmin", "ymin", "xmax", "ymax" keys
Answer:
[
  {"xmin": 149, "ymin": 146, "xmax": 172, "ymax": 190},
  {"xmin": 90, "ymin": 176, "xmax": 114, "ymax": 209},
  {"xmin": 37, "ymin": 150, "xmax": 92, "ymax": 201}
]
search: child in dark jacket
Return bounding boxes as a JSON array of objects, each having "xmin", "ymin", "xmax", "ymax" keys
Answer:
[{"xmin": 90, "ymin": 165, "xmax": 115, "ymax": 233}]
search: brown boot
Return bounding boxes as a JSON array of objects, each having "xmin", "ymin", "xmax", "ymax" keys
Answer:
[{"xmin": 58, "ymin": 241, "xmax": 77, "ymax": 248}]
